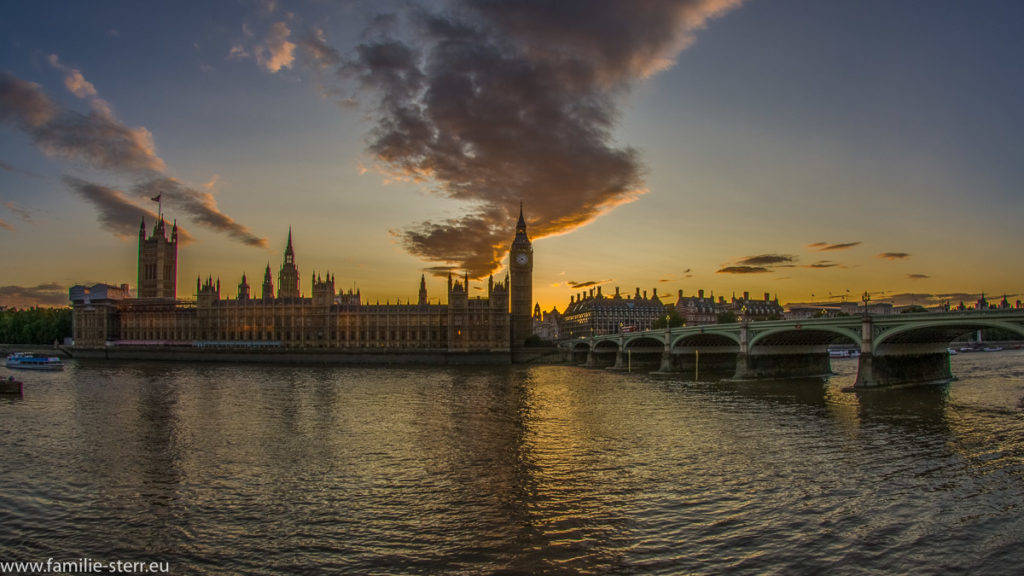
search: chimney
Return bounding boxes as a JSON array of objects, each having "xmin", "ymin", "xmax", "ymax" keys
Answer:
[{"xmin": 698, "ymin": 289, "xmax": 705, "ymax": 299}]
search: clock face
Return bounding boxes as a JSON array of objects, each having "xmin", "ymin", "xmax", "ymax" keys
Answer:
[{"xmin": 516, "ymin": 253, "xmax": 529, "ymax": 265}]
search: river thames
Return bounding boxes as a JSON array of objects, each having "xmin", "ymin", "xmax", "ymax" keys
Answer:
[{"xmin": 2, "ymin": 351, "xmax": 1023, "ymax": 575}]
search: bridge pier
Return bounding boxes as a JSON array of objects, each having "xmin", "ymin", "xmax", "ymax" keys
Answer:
[
  {"xmin": 612, "ymin": 335, "xmax": 625, "ymax": 370},
  {"xmin": 733, "ymin": 352, "xmax": 832, "ymax": 380},
  {"xmin": 658, "ymin": 350, "xmax": 674, "ymax": 372},
  {"xmin": 612, "ymin": 349, "xmax": 625, "ymax": 370},
  {"xmin": 855, "ymin": 352, "xmax": 952, "ymax": 388},
  {"xmin": 852, "ymin": 314, "xmax": 953, "ymax": 388},
  {"xmin": 655, "ymin": 326, "xmax": 676, "ymax": 373},
  {"xmin": 732, "ymin": 322, "xmax": 753, "ymax": 379}
]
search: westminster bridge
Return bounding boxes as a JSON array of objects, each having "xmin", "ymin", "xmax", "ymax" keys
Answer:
[{"xmin": 563, "ymin": 310, "xmax": 1024, "ymax": 388}]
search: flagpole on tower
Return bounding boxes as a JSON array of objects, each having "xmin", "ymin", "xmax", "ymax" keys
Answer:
[{"xmin": 151, "ymin": 193, "xmax": 162, "ymax": 220}]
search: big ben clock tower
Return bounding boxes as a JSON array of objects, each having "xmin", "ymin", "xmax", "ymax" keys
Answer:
[{"xmin": 510, "ymin": 203, "xmax": 534, "ymax": 347}]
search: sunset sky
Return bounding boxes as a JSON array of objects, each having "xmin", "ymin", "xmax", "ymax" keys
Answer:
[{"xmin": 2, "ymin": 0, "xmax": 1022, "ymax": 312}]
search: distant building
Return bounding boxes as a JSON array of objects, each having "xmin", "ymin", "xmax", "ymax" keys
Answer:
[
  {"xmin": 674, "ymin": 289, "xmax": 719, "ymax": 325},
  {"xmin": 69, "ymin": 209, "xmax": 538, "ymax": 357},
  {"xmin": 560, "ymin": 286, "xmax": 666, "ymax": 338},
  {"xmin": 785, "ymin": 301, "xmax": 896, "ymax": 319},
  {"xmin": 68, "ymin": 284, "xmax": 132, "ymax": 344},
  {"xmin": 533, "ymin": 304, "xmax": 561, "ymax": 341},
  {"xmin": 674, "ymin": 289, "xmax": 783, "ymax": 324}
]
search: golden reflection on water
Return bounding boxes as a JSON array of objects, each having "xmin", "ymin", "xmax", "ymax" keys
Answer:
[{"xmin": 2, "ymin": 354, "xmax": 1024, "ymax": 574}]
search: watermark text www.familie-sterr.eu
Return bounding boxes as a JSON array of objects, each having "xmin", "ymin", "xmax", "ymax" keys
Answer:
[{"xmin": 1, "ymin": 558, "xmax": 169, "ymax": 574}]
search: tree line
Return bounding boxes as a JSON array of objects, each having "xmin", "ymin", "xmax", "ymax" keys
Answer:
[{"xmin": 0, "ymin": 307, "xmax": 73, "ymax": 345}]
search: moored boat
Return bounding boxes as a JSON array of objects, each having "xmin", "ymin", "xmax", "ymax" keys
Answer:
[{"xmin": 5, "ymin": 352, "xmax": 64, "ymax": 371}]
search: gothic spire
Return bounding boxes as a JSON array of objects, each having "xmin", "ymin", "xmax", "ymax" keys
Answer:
[
  {"xmin": 512, "ymin": 202, "xmax": 531, "ymax": 250},
  {"xmin": 284, "ymin": 227, "xmax": 295, "ymax": 264}
]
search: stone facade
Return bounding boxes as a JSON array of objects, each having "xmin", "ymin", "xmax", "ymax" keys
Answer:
[
  {"xmin": 136, "ymin": 217, "xmax": 178, "ymax": 299},
  {"xmin": 560, "ymin": 286, "xmax": 666, "ymax": 338},
  {"xmin": 509, "ymin": 204, "xmax": 534, "ymax": 347},
  {"xmin": 71, "ymin": 212, "xmax": 529, "ymax": 356},
  {"xmin": 674, "ymin": 289, "xmax": 784, "ymax": 324}
]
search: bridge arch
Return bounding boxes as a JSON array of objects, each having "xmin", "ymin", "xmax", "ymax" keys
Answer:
[
  {"xmin": 670, "ymin": 331, "xmax": 740, "ymax": 349},
  {"xmin": 874, "ymin": 318, "xmax": 1024, "ymax": 352},
  {"xmin": 669, "ymin": 332, "xmax": 741, "ymax": 375},
  {"xmin": 588, "ymin": 339, "xmax": 621, "ymax": 367},
  {"xmin": 570, "ymin": 341, "xmax": 591, "ymax": 364},
  {"xmin": 748, "ymin": 325, "xmax": 860, "ymax": 350},
  {"xmin": 623, "ymin": 335, "xmax": 664, "ymax": 352},
  {"xmin": 620, "ymin": 336, "xmax": 665, "ymax": 368}
]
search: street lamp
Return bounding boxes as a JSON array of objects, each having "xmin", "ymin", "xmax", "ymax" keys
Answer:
[{"xmin": 862, "ymin": 291, "xmax": 871, "ymax": 316}]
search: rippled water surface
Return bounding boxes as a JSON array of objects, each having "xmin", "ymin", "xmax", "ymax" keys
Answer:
[{"xmin": 2, "ymin": 352, "xmax": 1024, "ymax": 574}]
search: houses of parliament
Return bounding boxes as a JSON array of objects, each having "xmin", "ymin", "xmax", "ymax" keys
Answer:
[{"xmin": 69, "ymin": 208, "xmax": 536, "ymax": 362}]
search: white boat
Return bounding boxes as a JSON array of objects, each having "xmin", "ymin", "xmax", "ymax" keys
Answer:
[
  {"xmin": 5, "ymin": 352, "xmax": 64, "ymax": 371},
  {"xmin": 829, "ymin": 349, "xmax": 860, "ymax": 358},
  {"xmin": 947, "ymin": 348, "xmax": 959, "ymax": 355}
]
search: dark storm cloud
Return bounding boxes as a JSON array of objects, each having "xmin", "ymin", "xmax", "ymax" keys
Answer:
[
  {"xmin": 0, "ymin": 282, "xmax": 69, "ymax": 307},
  {"xmin": 313, "ymin": 0, "xmax": 745, "ymax": 276},
  {"xmin": 878, "ymin": 252, "xmax": 910, "ymax": 260},
  {"xmin": 1, "ymin": 69, "xmax": 264, "ymax": 248},
  {"xmin": 717, "ymin": 266, "xmax": 770, "ymax": 274},
  {"xmin": 737, "ymin": 254, "xmax": 796, "ymax": 267},
  {"xmin": 63, "ymin": 176, "xmax": 195, "ymax": 244},
  {"xmin": 568, "ymin": 279, "xmax": 612, "ymax": 289},
  {"xmin": 133, "ymin": 178, "xmax": 267, "ymax": 248},
  {"xmin": 719, "ymin": 253, "xmax": 794, "ymax": 274},
  {"xmin": 0, "ymin": 71, "xmax": 55, "ymax": 127},
  {"xmin": 396, "ymin": 213, "xmax": 507, "ymax": 277},
  {"xmin": 809, "ymin": 241, "xmax": 861, "ymax": 252},
  {"xmin": 0, "ymin": 71, "xmax": 164, "ymax": 173},
  {"xmin": 422, "ymin": 265, "xmax": 457, "ymax": 276}
]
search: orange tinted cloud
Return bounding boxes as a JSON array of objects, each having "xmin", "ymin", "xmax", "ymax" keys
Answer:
[{"xmin": 311, "ymin": 0, "xmax": 745, "ymax": 276}]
